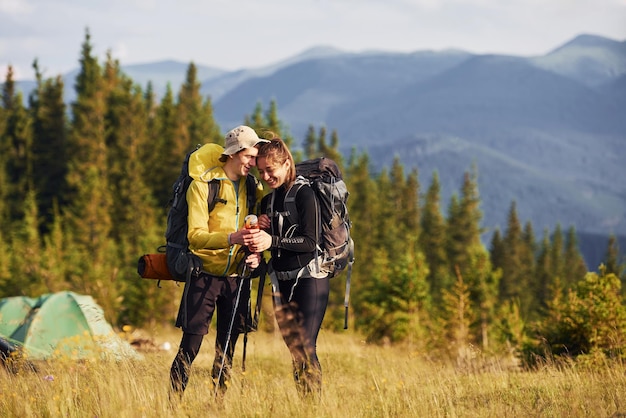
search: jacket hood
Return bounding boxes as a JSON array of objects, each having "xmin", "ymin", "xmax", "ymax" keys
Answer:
[{"xmin": 188, "ymin": 143, "xmax": 226, "ymax": 181}]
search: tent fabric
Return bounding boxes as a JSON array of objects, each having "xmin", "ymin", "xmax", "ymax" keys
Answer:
[
  {"xmin": 0, "ymin": 291, "xmax": 140, "ymax": 361},
  {"xmin": 0, "ymin": 295, "xmax": 36, "ymax": 337}
]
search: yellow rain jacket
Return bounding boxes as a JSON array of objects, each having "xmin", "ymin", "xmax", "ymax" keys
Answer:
[{"xmin": 185, "ymin": 143, "xmax": 264, "ymax": 277}]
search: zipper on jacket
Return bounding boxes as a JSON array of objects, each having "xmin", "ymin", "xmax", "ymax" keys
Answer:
[{"xmin": 222, "ymin": 179, "xmax": 241, "ymax": 276}]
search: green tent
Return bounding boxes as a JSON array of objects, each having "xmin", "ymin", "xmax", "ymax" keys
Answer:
[{"xmin": 0, "ymin": 291, "xmax": 140, "ymax": 361}]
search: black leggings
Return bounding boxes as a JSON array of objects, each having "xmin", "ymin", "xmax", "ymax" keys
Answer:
[{"xmin": 274, "ymin": 276, "xmax": 330, "ymax": 397}]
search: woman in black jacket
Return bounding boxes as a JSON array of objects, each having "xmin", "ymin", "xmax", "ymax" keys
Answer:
[{"xmin": 249, "ymin": 137, "xmax": 329, "ymax": 399}]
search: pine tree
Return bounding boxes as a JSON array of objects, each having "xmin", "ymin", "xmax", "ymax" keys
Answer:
[
  {"xmin": 563, "ymin": 226, "xmax": 588, "ymax": 289},
  {"xmin": 29, "ymin": 61, "xmax": 68, "ymax": 232},
  {"xmin": 489, "ymin": 228, "xmax": 505, "ymax": 272},
  {"xmin": 420, "ymin": 172, "xmax": 450, "ymax": 307},
  {"xmin": 6, "ymin": 190, "xmax": 45, "ymax": 296},
  {"xmin": 40, "ymin": 202, "xmax": 70, "ymax": 292},
  {"xmin": 0, "ymin": 69, "xmax": 12, "ymax": 235},
  {"xmin": 465, "ymin": 248, "xmax": 500, "ymax": 350},
  {"xmin": 498, "ymin": 202, "xmax": 534, "ymax": 315},
  {"xmin": 374, "ymin": 168, "xmax": 398, "ymax": 252},
  {"xmin": 549, "ymin": 224, "xmax": 565, "ymax": 288},
  {"xmin": 321, "ymin": 129, "xmax": 343, "ymax": 167},
  {"xmin": 604, "ymin": 234, "xmax": 625, "ymax": 288},
  {"xmin": 150, "ymin": 84, "xmax": 179, "ymax": 207},
  {"xmin": 387, "ymin": 158, "xmax": 407, "ymax": 255},
  {"xmin": 441, "ymin": 266, "xmax": 474, "ymax": 361},
  {"xmin": 404, "ymin": 168, "xmax": 421, "ymax": 235},
  {"xmin": 175, "ymin": 62, "xmax": 219, "ymax": 151},
  {"xmin": 2, "ymin": 65, "xmax": 34, "ymax": 226},
  {"xmin": 446, "ymin": 169, "xmax": 483, "ymax": 283},
  {"xmin": 344, "ymin": 151, "xmax": 378, "ymax": 330},
  {"xmin": 303, "ymin": 125, "xmax": 317, "ymax": 159},
  {"xmin": 535, "ymin": 228, "xmax": 553, "ymax": 314},
  {"xmin": 521, "ymin": 221, "xmax": 539, "ymax": 318},
  {"xmin": 65, "ymin": 29, "xmax": 113, "ymax": 296}
]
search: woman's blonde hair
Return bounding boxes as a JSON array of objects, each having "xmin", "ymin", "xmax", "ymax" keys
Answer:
[{"xmin": 257, "ymin": 136, "xmax": 296, "ymax": 186}]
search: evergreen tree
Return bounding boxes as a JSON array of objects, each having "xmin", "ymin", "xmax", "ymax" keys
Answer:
[
  {"xmin": 175, "ymin": 62, "xmax": 219, "ymax": 151},
  {"xmin": 345, "ymin": 151, "xmax": 377, "ymax": 331},
  {"xmin": 321, "ymin": 129, "xmax": 343, "ymax": 167},
  {"xmin": 303, "ymin": 125, "xmax": 316, "ymax": 159},
  {"xmin": 150, "ymin": 84, "xmax": 179, "ymax": 208},
  {"xmin": 563, "ymin": 226, "xmax": 588, "ymax": 289},
  {"xmin": 374, "ymin": 168, "xmax": 398, "ymax": 252},
  {"xmin": 245, "ymin": 102, "xmax": 265, "ymax": 131},
  {"xmin": 420, "ymin": 172, "xmax": 450, "ymax": 307},
  {"xmin": 29, "ymin": 61, "xmax": 68, "ymax": 232},
  {"xmin": 5, "ymin": 189, "xmax": 45, "ymax": 296},
  {"xmin": 40, "ymin": 202, "xmax": 70, "ymax": 293},
  {"xmin": 65, "ymin": 29, "xmax": 114, "ymax": 298},
  {"xmin": 387, "ymin": 158, "xmax": 407, "ymax": 255},
  {"xmin": 464, "ymin": 248, "xmax": 500, "ymax": 350},
  {"xmin": 549, "ymin": 224, "xmax": 565, "ymax": 288},
  {"xmin": 604, "ymin": 234, "xmax": 625, "ymax": 288},
  {"xmin": 497, "ymin": 202, "xmax": 536, "ymax": 318},
  {"xmin": 536, "ymin": 268, "xmax": 626, "ymax": 359},
  {"xmin": 441, "ymin": 266, "xmax": 474, "ymax": 360},
  {"xmin": 521, "ymin": 221, "xmax": 539, "ymax": 317},
  {"xmin": 403, "ymin": 168, "xmax": 421, "ymax": 235},
  {"xmin": 446, "ymin": 169, "xmax": 483, "ymax": 282},
  {"xmin": 0, "ymin": 69, "xmax": 12, "ymax": 235},
  {"xmin": 2, "ymin": 65, "xmax": 34, "ymax": 225},
  {"xmin": 535, "ymin": 228, "xmax": 553, "ymax": 314},
  {"xmin": 489, "ymin": 228, "xmax": 505, "ymax": 272}
]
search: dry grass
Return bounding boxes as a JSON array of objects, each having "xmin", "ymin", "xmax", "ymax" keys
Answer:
[{"xmin": 1, "ymin": 327, "xmax": 626, "ymax": 417}]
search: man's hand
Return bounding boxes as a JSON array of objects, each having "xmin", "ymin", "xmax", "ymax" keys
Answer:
[{"xmin": 245, "ymin": 252, "xmax": 261, "ymax": 270}]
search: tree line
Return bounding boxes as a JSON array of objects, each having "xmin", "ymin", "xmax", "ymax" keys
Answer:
[{"xmin": 1, "ymin": 31, "xmax": 625, "ymax": 364}]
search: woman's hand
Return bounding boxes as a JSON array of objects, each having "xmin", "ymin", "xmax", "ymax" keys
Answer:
[
  {"xmin": 249, "ymin": 230, "xmax": 273, "ymax": 253},
  {"xmin": 258, "ymin": 214, "xmax": 270, "ymax": 230}
]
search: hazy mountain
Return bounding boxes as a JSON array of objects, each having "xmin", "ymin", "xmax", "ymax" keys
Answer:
[
  {"xmin": 530, "ymin": 34, "xmax": 626, "ymax": 87},
  {"xmin": 200, "ymin": 45, "xmax": 345, "ymax": 101},
  {"xmin": 208, "ymin": 33, "xmax": 626, "ymax": 268},
  {"xmin": 213, "ymin": 49, "xmax": 473, "ymax": 135}
]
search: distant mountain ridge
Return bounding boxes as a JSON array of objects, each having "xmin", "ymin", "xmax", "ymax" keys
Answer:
[{"xmin": 10, "ymin": 33, "xmax": 626, "ymax": 268}]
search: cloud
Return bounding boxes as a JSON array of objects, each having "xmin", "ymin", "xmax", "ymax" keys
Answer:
[{"xmin": 0, "ymin": 0, "xmax": 34, "ymax": 14}]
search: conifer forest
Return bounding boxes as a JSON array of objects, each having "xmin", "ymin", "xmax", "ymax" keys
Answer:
[{"xmin": 1, "ymin": 32, "xmax": 625, "ymax": 365}]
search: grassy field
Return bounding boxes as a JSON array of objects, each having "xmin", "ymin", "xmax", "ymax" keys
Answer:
[{"xmin": 1, "ymin": 327, "xmax": 625, "ymax": 418}]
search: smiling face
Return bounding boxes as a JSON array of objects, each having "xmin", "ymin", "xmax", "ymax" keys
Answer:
[
  {"xmin": 224, "ymin": 147, "xmax": 259, "ymax": 180},
  {"xmin": 257, "ymin": 156, "xmax": 291, "ymax": 189}
]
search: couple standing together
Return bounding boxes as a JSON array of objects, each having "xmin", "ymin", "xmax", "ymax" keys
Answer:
[{"xmin": 169, "ymin": 125, "xmax": 329, "ymax": 401}]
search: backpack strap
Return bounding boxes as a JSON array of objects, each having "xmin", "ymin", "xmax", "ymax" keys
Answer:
[
  {"xmin": 207, "ymin": 179, "xmax": 224, "ymax": 212},
  {"xmin": 206, "ymin": 174, "xmax": 257, "ymax": 214},
  {"xmin": 244, "ymin": 174, "xmax": 258, "ymax": 215},
  {"xmin": 282, "ymin": 176, "xmax": 307, "ymax": 226},
  {"xmin": 268, "ymin": 180, "xmax": 306, "ymax": 259}
]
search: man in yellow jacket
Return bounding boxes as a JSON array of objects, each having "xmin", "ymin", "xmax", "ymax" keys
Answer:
[{"xmin": 170, "ymin": 125, "xmax": 268, "ymax": 401}]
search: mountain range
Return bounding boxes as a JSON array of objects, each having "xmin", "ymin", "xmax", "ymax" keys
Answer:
[{"xmin": 13, "ymin": 34, "xmax": 626, "ymax": 269}]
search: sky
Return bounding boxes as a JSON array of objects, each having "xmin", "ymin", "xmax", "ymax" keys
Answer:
[{"xmin": 1, "ymin": 0, "xmax": 626, "ymax": 81}]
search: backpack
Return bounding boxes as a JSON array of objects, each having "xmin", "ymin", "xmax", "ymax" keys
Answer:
[
  {"xmin": 165, "ymin": 144, "xmax": 258, "ymax": 282},
  {"xmin": 274, "ymin": 157, "xmax": 355, "ymax": 328}
]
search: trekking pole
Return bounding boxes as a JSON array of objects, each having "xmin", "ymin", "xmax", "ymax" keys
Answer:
[
  {"xmin": 214, "ymin": 274, "xmax": 244, "ymax": 399},
  {"xmin": 242, "ymin": 277, "xmax": 251, "ymax": 372},
  {"xmin": 241, "ymin": 258, "xmax": 266, "ymax": 371}
]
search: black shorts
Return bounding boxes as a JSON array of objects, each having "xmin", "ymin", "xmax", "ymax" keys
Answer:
[{"xmin": 176, "ymin": 273, "xmax": 251, "ymax": 335}]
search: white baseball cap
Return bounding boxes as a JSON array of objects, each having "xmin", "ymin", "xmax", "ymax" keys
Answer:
[{"xmin": 221, "ymin": 125, "xmax": 269, "ymax": 160}]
